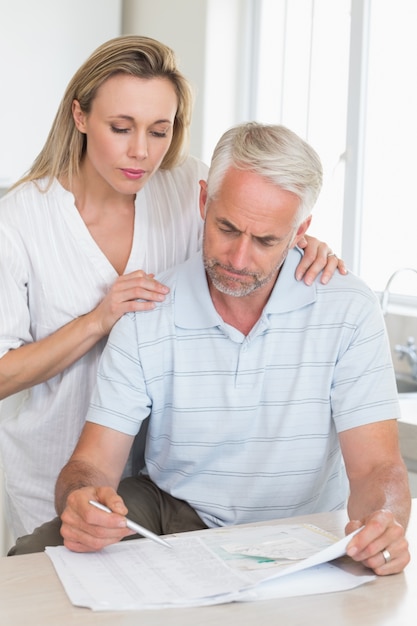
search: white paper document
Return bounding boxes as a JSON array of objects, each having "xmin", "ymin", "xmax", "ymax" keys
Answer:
[{"xmin": 46, "ymin": 523, "xmax": 376, "ymax": 611}]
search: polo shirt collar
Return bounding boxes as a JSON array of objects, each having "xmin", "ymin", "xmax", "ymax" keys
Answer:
[
  {"xmin": 265, "ymin": 247, "xmax": 317, "ymax": 315},
  {"xmin": 174, "ymin": 248, "xmax": 317, "ymax": 329}
]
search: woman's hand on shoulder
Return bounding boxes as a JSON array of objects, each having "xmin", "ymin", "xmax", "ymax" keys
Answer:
[
  {"xmin": 92, "ymin": 270, "xmax": 169, "ymax": 336},
  {"xmin": 296, "ymin": 234, "xmax": 347, "ymax": 285}
]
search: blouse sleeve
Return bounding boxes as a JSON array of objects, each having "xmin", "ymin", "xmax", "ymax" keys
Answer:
[{"xmin": 0, "ymin": 218, "xmax": 32, "ymax": 358}]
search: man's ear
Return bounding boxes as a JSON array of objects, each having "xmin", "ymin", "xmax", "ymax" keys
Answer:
[
  {"xmin": 199, "ymin": 180, "xmax": 208, "ymax": 220},
  {"xmin": 72, "ymin": 100, "xmax": 87, "ymax": 133},
  {"xmin": 291, "ymin": 215, "xmax": 312, "ymax": 248}
]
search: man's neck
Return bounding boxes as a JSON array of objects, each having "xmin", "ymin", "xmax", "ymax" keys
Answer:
[{"xmin": 208, "ymin": 281, "xmax": 275, "ymax": 336}]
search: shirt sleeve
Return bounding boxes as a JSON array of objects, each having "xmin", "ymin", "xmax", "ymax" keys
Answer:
[
  {"xmin": 330, "ymin": 286, "xmax": 400, "ymax": 431},
  {"xmin": 86, "ymin": 312, "xmax": 150, "ymax": 436}
]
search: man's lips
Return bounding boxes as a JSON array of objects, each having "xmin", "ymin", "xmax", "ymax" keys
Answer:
[{"xmin": 218, "ymin": 266, "xmax": 252, "ymax": 282}]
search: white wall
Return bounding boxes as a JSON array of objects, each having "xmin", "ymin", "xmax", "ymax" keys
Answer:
[{"xmin": 0, "ymin": 0, "xmax": 122, "ymax": 187}]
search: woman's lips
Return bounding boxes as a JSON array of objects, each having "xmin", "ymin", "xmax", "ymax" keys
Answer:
[{"xmin": 121, "ymin": 168, "xmax": 146, "ymax": 180}]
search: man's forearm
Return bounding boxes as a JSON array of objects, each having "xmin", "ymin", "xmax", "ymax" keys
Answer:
[
  {"xmin": 55, "ymin": 459, "xmax": 111, "ymax": 516},
  {"xmin": 347, "ymin": 462, "xmax": 411, "ymax": 529}
]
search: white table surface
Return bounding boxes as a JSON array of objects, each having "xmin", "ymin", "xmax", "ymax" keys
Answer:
[{"xmin": 1, "ymin": 500, "xmax": 415, "ymax": 626}]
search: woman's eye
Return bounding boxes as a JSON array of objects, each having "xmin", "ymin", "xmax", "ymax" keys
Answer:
[
  {"xmin": 150, "ymin": 130, "xmax": 168, "ymax": 138},
  {"xmin": 110, "ymin": 126, "xmax": 129, "ymax": 134}
]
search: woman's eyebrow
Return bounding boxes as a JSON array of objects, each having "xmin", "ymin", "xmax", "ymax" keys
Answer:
[{"xmin": 108, "ymin": 114, "xmax": 173, "ymax": 124}]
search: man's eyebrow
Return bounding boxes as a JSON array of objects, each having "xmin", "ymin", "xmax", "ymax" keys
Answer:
[
  {"xmin": 254, "ymin": 233, "xmax": 281, "ymax": 244},
  {"xmin": 217, "ymin": 217, "xmax": 240, "ymax": 230},
  {"xmin": 216, "ymin": 217, "xmax": 282, "ymax": 243}
]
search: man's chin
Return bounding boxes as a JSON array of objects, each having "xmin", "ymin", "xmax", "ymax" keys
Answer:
[{"xmin": 212, "ymin": 278, "xmax": 256, "ymax": 298}]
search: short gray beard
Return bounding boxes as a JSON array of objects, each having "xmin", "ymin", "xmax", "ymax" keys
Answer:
[{"xmin": 204, "ymin": 257, "xmax": 286, "ymax": 298}]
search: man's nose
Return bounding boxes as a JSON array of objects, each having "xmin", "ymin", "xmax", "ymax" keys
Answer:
[{"xmin": 228, "ymin": 236, "xmax": 251, "ymax": 269}]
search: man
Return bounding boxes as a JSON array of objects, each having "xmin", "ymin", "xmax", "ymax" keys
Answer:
[{"xmin": 11, "ymin": 123, "xmax": 410, "ymax": 575}]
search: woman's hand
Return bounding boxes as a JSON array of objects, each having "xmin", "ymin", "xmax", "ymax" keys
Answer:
[
  {"xmin": 296, "ymin": 235, "xmax": 347, "ymax": 285},
  {"xmin": 91, "ymin": 270, "xmax": 170, "ymax": 336}
]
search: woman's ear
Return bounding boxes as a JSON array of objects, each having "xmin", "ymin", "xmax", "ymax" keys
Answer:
[
  {"xmin": 199, "ymin": 180, "xmax": 208, "ymax": 220},
  {"xmin": 72, "ymin": 100, "xmax": 87, "ymax": 133}
]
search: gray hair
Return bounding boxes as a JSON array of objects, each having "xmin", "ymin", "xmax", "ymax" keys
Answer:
[{"xmin": 206, "ymin": 122, "xmax": 323, "ymax": 222}]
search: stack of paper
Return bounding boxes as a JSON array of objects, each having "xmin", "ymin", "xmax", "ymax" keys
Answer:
[{"xmin": 46, "ymin": 523, "xmax": 375, "ymax": 611}]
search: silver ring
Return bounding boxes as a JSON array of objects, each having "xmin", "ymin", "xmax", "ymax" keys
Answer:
[
  {"xmin": 327, "ymin": 252, "xmax": 336, "ymax": 257},
  {"xmin": 382, "ymin": 549, "xmax": 391, "ymax": 563}
]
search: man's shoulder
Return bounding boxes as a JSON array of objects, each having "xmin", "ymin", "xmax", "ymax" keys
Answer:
[
  {"xmin": 155, "ymin": 253, "xmax": 200, "ymax": 289},
  {"xmin": 317, "ymin": 267, "xmax": 379, "ymax": 303}
]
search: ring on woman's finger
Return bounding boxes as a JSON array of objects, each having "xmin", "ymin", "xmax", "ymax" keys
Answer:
[
  {"xmin": 327, "ymin": 252, "xmax": 336, "ymax": 257},
  {"xmin": 382, "ymin": 549, "xmax": 391, "ymax": 564}
]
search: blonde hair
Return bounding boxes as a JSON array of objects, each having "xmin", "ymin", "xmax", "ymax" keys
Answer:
[{"xmin": 13, "ymin": 35, "xmax": 193, "ymax": 190}]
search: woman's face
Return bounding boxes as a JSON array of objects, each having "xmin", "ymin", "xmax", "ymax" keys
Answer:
[{"xmin": 72, "ymin": 73, "xmax": 178, "ymax": 194}]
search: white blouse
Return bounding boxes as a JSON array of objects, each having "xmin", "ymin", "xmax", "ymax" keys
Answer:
[{"xmin": 0, "ymin": 155, "xmax": 208, "ymax": 537}]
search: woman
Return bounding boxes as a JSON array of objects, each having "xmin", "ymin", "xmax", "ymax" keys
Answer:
[{"xmin": 0, "ymin": 35, "xmax": 344, "ymax": 538}]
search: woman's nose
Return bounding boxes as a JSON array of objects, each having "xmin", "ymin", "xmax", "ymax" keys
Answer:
[{"xmin": 128, "ymin": 132, "xmax": 148, "ymax": 160}]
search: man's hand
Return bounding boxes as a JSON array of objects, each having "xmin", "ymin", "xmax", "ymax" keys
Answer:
[
  {"xmin": 345, "ymin": 509, "xmax": 410, "ymax": 575},
  {"xmin": 60, "ymin": 486, "xmax": 135, "ymax": 552}
]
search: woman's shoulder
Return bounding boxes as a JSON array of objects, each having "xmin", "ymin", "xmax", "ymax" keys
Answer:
[
  {"xmin": 0, "ymin": 181, "xmax": 35, "ymax": 221},
  {"xmin": 0, "ymin": 178, "xmax": 66, "ymax": 222},
  {"xmin": 1, "ymin": 178, "xmax": 55, "ymax": 202}
]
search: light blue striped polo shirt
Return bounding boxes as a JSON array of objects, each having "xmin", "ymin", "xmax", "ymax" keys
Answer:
[{"xmin": 87, "ymin": 248, "xmax": 400, "ymax": 527}]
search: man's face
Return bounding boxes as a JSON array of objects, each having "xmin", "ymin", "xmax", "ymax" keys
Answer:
[{"xmin": 200, "ymin": 167, "xmax": 311, "ymax": 298}]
